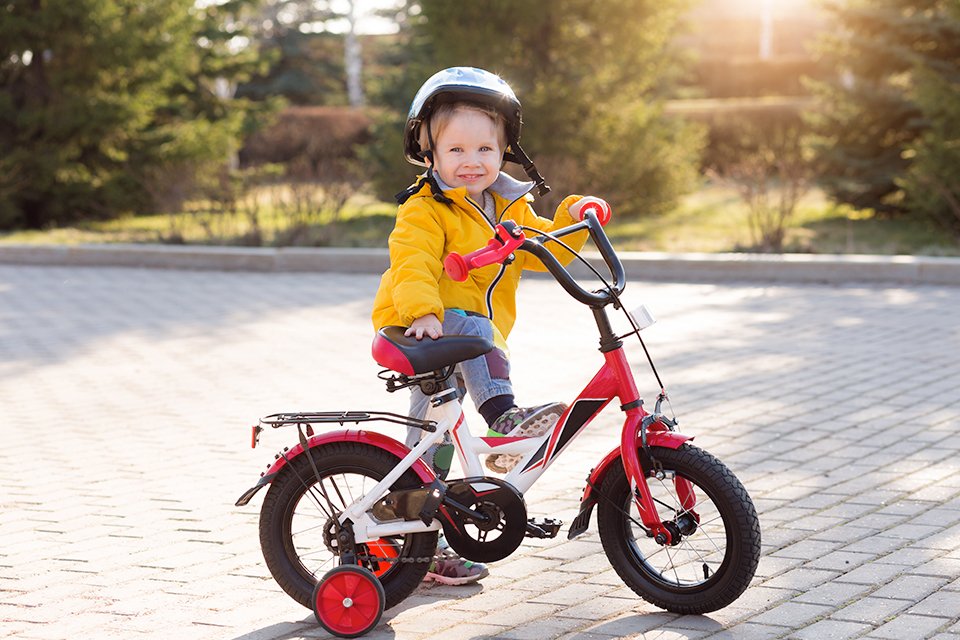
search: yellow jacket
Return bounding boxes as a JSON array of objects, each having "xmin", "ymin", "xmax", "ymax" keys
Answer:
[{"xmin": 371, "ymin": 172, "xmax": 588, "ymax": 341}]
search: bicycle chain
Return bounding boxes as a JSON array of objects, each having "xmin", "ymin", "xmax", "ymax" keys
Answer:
[{"xmin": 355, "ymin": 552, "xmax": 434, "ymax": 565}]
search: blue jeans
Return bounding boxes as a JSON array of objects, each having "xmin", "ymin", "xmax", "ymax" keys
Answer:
[{"xmin": 405, "ymin": 310, "xmax": 513, "ymax": 477}]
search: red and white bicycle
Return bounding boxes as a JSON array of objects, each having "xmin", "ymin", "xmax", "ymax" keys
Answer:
[{"xmin": 237, "ymin": 203, "xmax": 761, "ymax": 638}]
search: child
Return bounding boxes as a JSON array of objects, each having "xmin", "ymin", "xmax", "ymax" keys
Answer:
[{"xmin": 371, "ymin": 66, "xmax": 605, "ymax": 584}]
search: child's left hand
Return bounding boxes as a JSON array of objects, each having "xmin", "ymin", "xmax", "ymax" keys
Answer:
[{"xmin": 405, "ymin": 314, "xmax": 443, "ymax": 340}]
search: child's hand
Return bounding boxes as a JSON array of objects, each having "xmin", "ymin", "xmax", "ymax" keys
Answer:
[
  {"xmin": 405, "ymin": 314, "xmax": 443, "ymax": 340},
  {"xmin": 570, "ymin": 196, "xmax": 612, "ymax": 225}
]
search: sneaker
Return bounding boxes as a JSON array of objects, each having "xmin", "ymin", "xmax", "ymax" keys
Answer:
[
  {"xmin": 485, "ymin": 402, "xmax": 567, "ymax": 474},
  {"xmin": 424, "ymin": 547, "xmax": 489, "ymax": 585}
]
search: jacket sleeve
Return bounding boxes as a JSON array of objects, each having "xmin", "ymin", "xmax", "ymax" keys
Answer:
[
  {"xmin": 388, "ymin": 200, "xmax": 447, "ymax": 326},
  {"xmin": 518, "ymin": 194, "xmax": 590, "ymax": 272}
]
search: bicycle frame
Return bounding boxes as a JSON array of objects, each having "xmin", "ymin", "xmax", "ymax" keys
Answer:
[{"xmin": 335, "ymin": 335, "xmax": 691, "ymax": 546}]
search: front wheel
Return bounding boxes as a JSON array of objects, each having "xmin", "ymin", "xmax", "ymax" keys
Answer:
[{"xmin": 596, "ymin": 443, "xmax": 760, "ymax": 614}]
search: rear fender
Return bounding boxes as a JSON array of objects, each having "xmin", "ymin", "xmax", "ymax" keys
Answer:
[
  {"xmin": 235, "ymin": 429, "xmax": 436, "ymax": 506},
  {"xmin": 567, "ymin": 428, "xmax": 691, "ymax": 539}
]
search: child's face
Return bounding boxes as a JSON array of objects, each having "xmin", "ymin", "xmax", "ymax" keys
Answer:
[{"xmin": 429, "ymin": 108, "xmax": 503, "ymax": 202}]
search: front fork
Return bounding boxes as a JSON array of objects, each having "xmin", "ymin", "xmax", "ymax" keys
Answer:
[{"xmin": 620, "ymin": 408, "xmax": 696, "ymax": 545}]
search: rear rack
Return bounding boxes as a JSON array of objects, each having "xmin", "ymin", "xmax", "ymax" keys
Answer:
[{"xmin": 259, "ymin": 411, "xmax": 436, "ymax": 432}]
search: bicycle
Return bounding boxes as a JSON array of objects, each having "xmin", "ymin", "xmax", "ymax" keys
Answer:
[{"xmin": 236, "ymin": 203, "xmax": 761, "ymax": 638}]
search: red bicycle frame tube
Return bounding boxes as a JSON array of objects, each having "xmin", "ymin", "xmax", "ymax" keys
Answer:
[{"xmin": 587, "ymin": 345, "xmax": 692, "ymax": 542}]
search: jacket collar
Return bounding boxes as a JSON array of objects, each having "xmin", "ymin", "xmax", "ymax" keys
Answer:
[{"xmin": 432, "ymin": 170, "xmax": 535, "ymax": 204}]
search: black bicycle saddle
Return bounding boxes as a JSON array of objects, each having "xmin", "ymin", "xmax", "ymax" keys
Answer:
[{"xmin": 371, "ymin": 326, "xmax": 493, "ymax": 375}]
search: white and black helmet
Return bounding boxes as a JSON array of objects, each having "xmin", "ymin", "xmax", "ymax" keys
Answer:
[{"xmin": 403, "ymin": 67, "xmax": 548, "ymax": 194}]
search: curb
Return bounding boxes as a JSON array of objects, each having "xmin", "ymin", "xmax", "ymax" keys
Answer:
[{"xmin": 2, "ymin": 243, "xmax": 960, "ymax": 286}]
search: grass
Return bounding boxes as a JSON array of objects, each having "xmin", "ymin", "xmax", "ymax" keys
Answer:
[
  {"xmin": 2, "ymin": 185, "xmax": 958, "ymax": 257},
  {"xmin": 606, "ymin": 186, "xmax": 959, "ymax": 256},
  {"xmin": 0, "ymin": 195, "xmax": 398, "ymax": 248}
]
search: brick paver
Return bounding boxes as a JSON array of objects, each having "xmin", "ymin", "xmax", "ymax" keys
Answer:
[{"xmin": 1, "ymin": 265, "xmax": 959, "ymax": 639}]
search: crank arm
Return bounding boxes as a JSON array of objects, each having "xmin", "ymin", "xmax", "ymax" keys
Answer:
[{"xmin": 441, "ymin": 496, "xmax": 492, "ymax": 524}]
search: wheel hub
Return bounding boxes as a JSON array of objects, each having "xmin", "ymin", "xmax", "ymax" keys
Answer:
[
  {"xmin": 676, "ymin": 512, "xmax": 699, "ymax": 536},
  {"xmin": 661, "ymin": 520, "xmax": 683, "ymax": 546}
]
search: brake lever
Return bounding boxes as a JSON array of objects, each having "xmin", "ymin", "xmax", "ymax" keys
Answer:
[{"xmin": 444, "ymin": 221, "xmax": 526, "ymax": 282}]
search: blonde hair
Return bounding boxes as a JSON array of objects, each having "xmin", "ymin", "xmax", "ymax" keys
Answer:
[{"xmin": 418, "ymin": 101, "xmax": 508, "ymax": 155}]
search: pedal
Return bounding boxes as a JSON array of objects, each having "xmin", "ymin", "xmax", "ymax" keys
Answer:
[{"xmin": 525, "ymin": 517, "xmax": 562, "ymax": 539}]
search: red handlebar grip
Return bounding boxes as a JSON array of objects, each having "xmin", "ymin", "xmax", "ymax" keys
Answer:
[
  {"xmin": 580, "ymin": 202, "xmax": 611, "ymax": 226},
  {"xmin": 444, "ymin": 252, "xmax": 470, "ymax": 282}
]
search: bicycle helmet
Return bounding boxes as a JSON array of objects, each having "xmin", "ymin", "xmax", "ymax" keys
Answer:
[{"xmin": 403, "ymin": 67, "xmax": 548, "ymax": 195}]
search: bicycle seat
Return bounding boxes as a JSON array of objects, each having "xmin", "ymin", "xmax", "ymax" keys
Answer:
[{"xmin": 372, "ymin": 326, "xmax": 493, "ymax": 375}]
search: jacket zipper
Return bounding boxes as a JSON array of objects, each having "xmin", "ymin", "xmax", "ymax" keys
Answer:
[{"xmin": 466, "ymin": 196, "xmax": 505, "ymax": 322}]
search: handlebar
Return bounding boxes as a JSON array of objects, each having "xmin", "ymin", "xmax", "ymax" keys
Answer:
[{"xmin": 443, "ymin": 208, "xmax": 626, "ymax": 308}]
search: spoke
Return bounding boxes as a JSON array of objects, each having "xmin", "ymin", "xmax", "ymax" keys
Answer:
[
  {"xmin": 696, "ymin": 525, "xmax": 726, "ymax": 556},
  {"xmin": 641, "ymin": 544, "xmax": 669, "ymax": 564},
  {"xmin": 653, "ymin": 478, "xmax": 682, "ymax": 511},
  {"xmin": 652, "ymin": 494, "xmax": 677, "ymax": 512},
  {"xmin": 291, "ymin": 520, "xmax": 328, "ymax": 538},
  {"xmin": 622, "ymin": 498, "xmax": 652, "ymax": 535},
  {"xmin": 698, "ymin": 513, "xmax": 724, "ymax": 528},
  {"xmin": 678, "ymin": 539, "xmax": 708, "ymax": 584},
  {"xmin": 303, "ymin": 557, "xmax": 336, "ymax": 578},
  {"xmin": 296, "ymin": 547, "xmax": 337, "ymax": 562},
  {"xmin": 327, "ymin": 474, "xmax": 350, "ymax": 510},
  {"xmin": 304, "ymin": 485, "xmax": 334, "ymax": 517},
  {"xmin": 679, "ymin": 538, "xmax": 716, "ymax": 577},
  {"xmin": 662, "ymin": 544, "xmax": 682, "ymax": 586}
]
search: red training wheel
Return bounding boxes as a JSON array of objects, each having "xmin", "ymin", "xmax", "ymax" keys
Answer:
[{"xmin": 313, "ymin": 565, "xmax": 386, "ymax": 638}]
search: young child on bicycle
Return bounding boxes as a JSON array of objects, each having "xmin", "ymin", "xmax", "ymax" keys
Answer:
[{"xmin": 371, "ymin": 66, "xmax": 606, "ymax": 584}]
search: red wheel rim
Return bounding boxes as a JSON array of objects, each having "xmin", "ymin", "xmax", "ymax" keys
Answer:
[
  {"xmin": 314, "ymin": 566, "xmax": 383, "ymax": 637},
  {"xmin": 363, "ymin": 538, "xmax": 400, "ymax": 578}
]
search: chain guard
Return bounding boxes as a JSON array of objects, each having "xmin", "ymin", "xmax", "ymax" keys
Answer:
[{"xmin": 439, "ymin": 477, "xmax": 527, "ymax": 563}]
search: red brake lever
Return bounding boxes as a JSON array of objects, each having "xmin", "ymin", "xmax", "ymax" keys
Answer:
[{"xmin": 444, "ymin": 222, "xmax": 525, "ymax": 282}]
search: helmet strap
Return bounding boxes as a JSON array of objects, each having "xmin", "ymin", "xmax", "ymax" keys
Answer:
[
  {"xmin": 509, "ymin": 141, "xmax": 550, "ymax": 196},
  {"xmin": 423, "ymin": 121, "xmax": 453, "ymax": 204}
]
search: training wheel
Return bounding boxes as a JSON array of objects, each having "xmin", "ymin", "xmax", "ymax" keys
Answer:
[{"xmin": 313, "ymin": 565, "xmax": 385, "ymax": 638}]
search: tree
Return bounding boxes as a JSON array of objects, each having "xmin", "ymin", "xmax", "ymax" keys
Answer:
[
  {"xmin": 0, "ymin": 0, "xmax": 264, "ymax": 229},
  {"xmin": 708, "ymin": 111, "xmax": 816, "ymax": 252},
  {"xmin": 811, "ymin": 0, "xmax": 960, "ymax": 226},
  {"xmin": 237, "ymin": 0, "xmax": 344, "ymax": 105},
  {"xmin": 238, "ymin": 0, "xmax": 372, "ymax": 106},
  {"xmin": 366, "ymin": 0, "xmax": 703, "ymax": 218},
  {"xmin": 900, "ymin": 4, "xmax": 960, "ymax": 235}
]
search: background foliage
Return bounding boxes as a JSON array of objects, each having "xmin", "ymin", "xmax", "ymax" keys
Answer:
[
  {"xmin": 810, "ymin": 0, "xmax": 960, "ymax": 231},
  {"xmin": 2, "ymin": 0, "xmax": 959, "ymax": 249},
  {"xmin": 0, "ymin": 0, "xmax": 265, "ymax": 229}
]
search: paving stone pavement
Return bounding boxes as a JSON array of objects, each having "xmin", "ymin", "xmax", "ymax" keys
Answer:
[{"xmin": 1, "ymin": 264, "xmax": 959, "ymax": 640}]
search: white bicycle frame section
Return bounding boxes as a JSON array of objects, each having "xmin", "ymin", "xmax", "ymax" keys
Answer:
[{"xmin": 339, "ymin": 387, "xmax": 564, "ymax": 544}]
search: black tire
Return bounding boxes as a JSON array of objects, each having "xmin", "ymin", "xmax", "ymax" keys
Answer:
[
  {"xmin": 259, "ymin": 441, "xmax": 438, "ymax": 611},
  {"xmin": 596, "ymin": 443, "xmax": 760, "ymax": 614}
]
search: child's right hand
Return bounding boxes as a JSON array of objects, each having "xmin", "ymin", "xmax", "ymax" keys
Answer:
[{"xmin": 405, "ymin": 314, "xmax": 443, "ymax": 340}]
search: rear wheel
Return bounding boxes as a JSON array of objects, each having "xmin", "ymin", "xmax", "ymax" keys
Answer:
[
  {"xmin": 259, "ymin": 441, "xmax": 438, "ymax": 610},
  {"xmin": 596, "ymin": 443, "xmax": 760, "ymax": 614}
]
